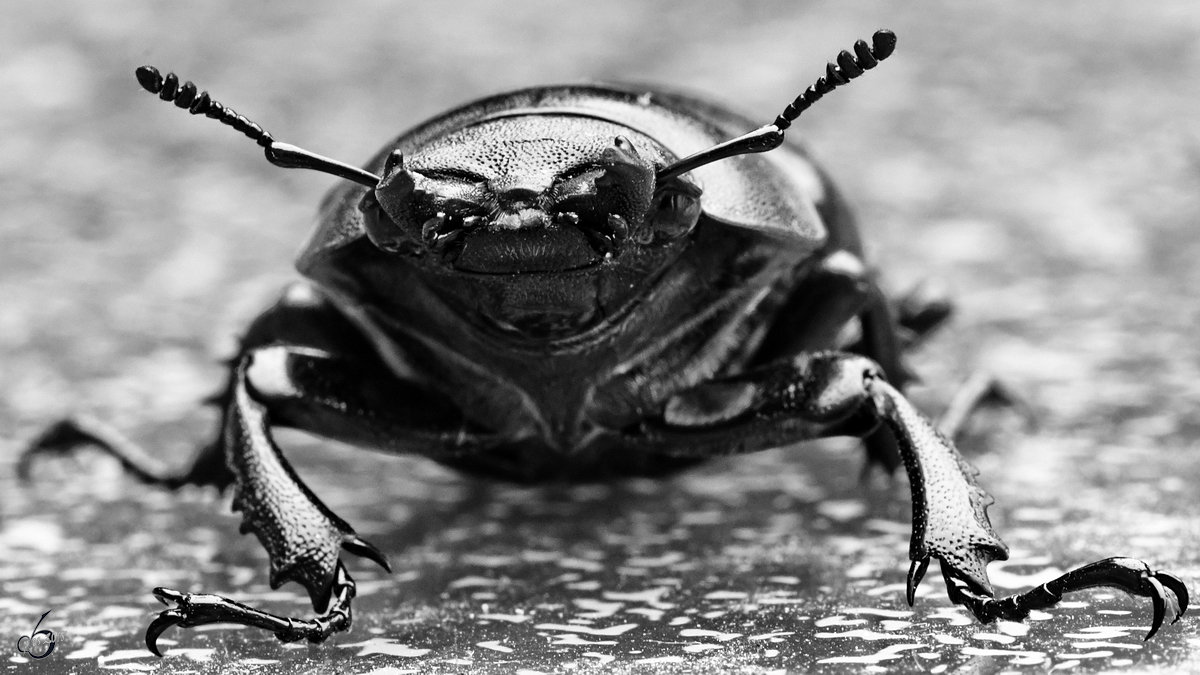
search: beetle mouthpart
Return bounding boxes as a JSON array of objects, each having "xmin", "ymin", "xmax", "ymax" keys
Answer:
[
  {"xmin": 453, "ymin": 225, "xmax": 600, "ymax": 273},
  {"xmin": 570, "ymin": 212, "xmax": 629, "ymax": 258},
  {"xmin": 421, "ymin": 212, "xmax": 463, "ymax": 252},
  {"xmin": 607, "ymin": 213, "xmax": 630, "ymax": 240},
  {"xmin": 594, "ymin": 213, "xmax": 630, "ymax": 257},
  {"xmin": 493, "ymin": 208, "xmax": 549, "ymax": 231},
  {"xmin": 421, "ymin": 213, "xmax": 446, "ymax": 241}
]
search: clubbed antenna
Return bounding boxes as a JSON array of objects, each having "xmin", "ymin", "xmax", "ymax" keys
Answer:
[
  {"xmin": 656, "ymin": 29, "xmax": 897, "ymax": 183},
  {"xmin": 135, "ymin": 66, "xmax": 381, "ymax": 188}
]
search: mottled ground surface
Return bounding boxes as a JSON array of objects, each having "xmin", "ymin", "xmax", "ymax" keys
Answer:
[{"xmin": 2, "ymin": 2, "xmax": 1199, "ymax": 673}]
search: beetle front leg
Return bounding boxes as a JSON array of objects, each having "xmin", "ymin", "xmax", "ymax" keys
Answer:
[
  {"xmin": 866, "ymin": 377, "xmax": 1188, "ymax": 631},
  {"xmin": 146, "ymin": 343, "xmax": 496, "ymax": 654},
  {"xmin": 145, "ymin": 350, "xmax": 390, "ymax": 654},
  {"xmin": 626, "ymin": 354, "xmax": 1008, "ymax": 596},
  {"xmin": 624, "ymin": 351, "xmax": 1188, "ymax": 633}
]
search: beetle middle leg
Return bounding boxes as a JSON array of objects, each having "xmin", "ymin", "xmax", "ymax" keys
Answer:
[
  {"xmin": 19, "ymin": 282, "xmax": 372, "ymax": 490},
  {"xmin": 856, "ymin": 275, "xmax": 1028, "ymax": 459},
  {"xmin": 619, "ymin": 351, "xmax": 1188, "ymax": 634},
  {"xmin": 865, "ymin": 283, "xmax": 1033, "ymax": 440}
]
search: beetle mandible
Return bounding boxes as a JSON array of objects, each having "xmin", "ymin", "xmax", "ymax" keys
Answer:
[{"xmin": 22, "ymin": 29, "xmax": 1188, "ymax": 655}]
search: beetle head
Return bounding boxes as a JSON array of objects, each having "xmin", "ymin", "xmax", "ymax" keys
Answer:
[
  {"xmin": 361, "ymin": 116, "xmax": 701, "ymax": 273},
  {"xmin": 137, "ymin": 31, "xmax": 896, "ymax": 338}
]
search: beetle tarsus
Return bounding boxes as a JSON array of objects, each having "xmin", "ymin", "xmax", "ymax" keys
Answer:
[
  {"xmin": 145, "ymin": 562, "xmax": 357, "ymax": 656},
  {"xmin": 940, "ymin": 557, "xmax": 1188, "ymax": 640}
]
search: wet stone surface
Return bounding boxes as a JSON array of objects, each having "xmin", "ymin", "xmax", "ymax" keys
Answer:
[
  {"xmin": 2, "ymin": 2, "xmax": 1200, "ymax": 673},
  {"xmin": 3, "ymin": 433, "xmax": 1198, "ymax": 673}
]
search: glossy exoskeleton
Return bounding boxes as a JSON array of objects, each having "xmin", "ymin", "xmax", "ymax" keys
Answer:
[{"xmin": 22, "ymin": 30, "xmax": 1187, "ymax": 655}]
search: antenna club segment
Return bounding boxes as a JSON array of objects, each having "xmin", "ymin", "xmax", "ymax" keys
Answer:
[
  {"xmin": 134, "ymin": 65, "xmax": 275, "ymax": 148},
  {"xmin": 133, "ymin": 64, "xmax": 382, "ymax": 188},
  {"xmin": 774, "ymin": 29, "xmax": 897, "ymax": 130},
  {"xmin": 655, "ymin": 29, "xmax": 897, "ymax": 183}
]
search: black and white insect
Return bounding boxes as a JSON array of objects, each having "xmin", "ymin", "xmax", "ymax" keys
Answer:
[{"xmin": 22, "ymin": 29, "xmax": 1187, "ymax": 655}]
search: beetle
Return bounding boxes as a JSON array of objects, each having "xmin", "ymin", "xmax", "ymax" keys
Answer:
[{"xmin": 22, "ymin": 30, "xmax": 1188, "ymax": 655}]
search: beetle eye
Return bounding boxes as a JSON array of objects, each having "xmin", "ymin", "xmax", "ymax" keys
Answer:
[{"xmin": 641, "ymin": 188, "xmax": 701, "ymax": 243}]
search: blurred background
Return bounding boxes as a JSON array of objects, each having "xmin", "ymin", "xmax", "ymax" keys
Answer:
[{"xmin": 1, "ymin": 2, "xmax": 1198, "ymax": 672}]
